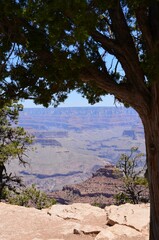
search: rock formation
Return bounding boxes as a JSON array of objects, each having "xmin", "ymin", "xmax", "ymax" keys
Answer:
[
  {"xmin": 51, "ymin": 164, "xmax": 123, "ymax": 206},
  {"xmin": 0, "ymin": 202, "xmax": 149, "ymax": 240}
]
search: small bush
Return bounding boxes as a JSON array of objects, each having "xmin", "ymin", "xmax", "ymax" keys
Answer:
[
  {"xmin": 115, "ymin": 147, "xmax": 149, "ymax": 204},
  {"xmin": 6, "ymin": 184, "xmax": 56, "ymax": 209}
]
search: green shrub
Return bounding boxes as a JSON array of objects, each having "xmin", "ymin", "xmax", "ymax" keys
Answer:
[
  {"xmin": 6, "ymin": 184, "xmax": 56, "ymax": 209},
  {"xmin": 115, "ymin": 147, "xmax": 149, "ymax": 204},
  {"xmin": 114, "ymin": 192, "xmax": 131, "ymax": 204}
]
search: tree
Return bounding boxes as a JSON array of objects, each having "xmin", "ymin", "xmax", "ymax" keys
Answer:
[
  {"xmin": 0, "ymin": 101, "xmax": 33, "ymax": 198},
  {"xmin": 115, "ymin": 147, "xmax": 149, "ymax": 204},
  {"xmin": 0, "ymin": 1, "xmax": 159, "ymax": 238}
]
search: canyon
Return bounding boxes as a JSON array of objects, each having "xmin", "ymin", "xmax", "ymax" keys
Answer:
[{"xmin": 7, "ymin": 107, "xmax": 145, "ymax": 193}]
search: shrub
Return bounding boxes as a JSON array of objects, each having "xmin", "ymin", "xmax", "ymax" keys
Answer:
[
  {"xmin": 6, "ymin": 184, "xmax": 56, "ymax": 209},
  {"xmin": 115, "ymin": 147, "xmax": 149, "ymax": 204}
]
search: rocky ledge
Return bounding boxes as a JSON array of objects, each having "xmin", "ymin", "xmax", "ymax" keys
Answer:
[
  {"xmin": 50, "ymin": 164, "xmax": 123, "ymax": 206},
  {"xmin": 0, "ymin": 202, "xmax": 149, "ymax": 240}
]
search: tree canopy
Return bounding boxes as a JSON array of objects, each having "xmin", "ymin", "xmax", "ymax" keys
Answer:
[
  {"xmin": 0, "ymin": 0, "xmax": 158, "ymax": 111},
  {"xmin": 1, "ymin": 1, "xmax": 159, "ymax": 239}
]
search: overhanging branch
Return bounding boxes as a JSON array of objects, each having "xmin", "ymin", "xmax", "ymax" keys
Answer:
[
  {"xmin": 92, "ymin": 31, "xmax": 123, "ymax": 56},
  {"xmin": 135, "ymin": 6, "xmax": 154, "ymax": 53},
  {"xmin": 80, "ymin": 66, "xmax": 150, "ymax": 117},
  {"xmin": 80, "ymin": 66, "xmax": 132, "ymax": 102}
]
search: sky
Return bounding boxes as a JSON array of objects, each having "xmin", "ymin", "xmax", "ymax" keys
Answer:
[
  {"xmin": 20, "ymin": 91, "xmax": 119, "ymax": 108},
  {"xmin": 20, "ymin": 53, "xmax": 123, "ymax": 108}
]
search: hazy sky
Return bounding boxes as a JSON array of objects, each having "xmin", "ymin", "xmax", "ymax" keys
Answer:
[{"xmin": 21, "ymin": 91, "xmax": 117, "ymax": 108}]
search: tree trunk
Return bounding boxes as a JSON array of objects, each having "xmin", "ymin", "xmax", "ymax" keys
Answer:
[
  {"xmin": 144, "ymin": 125, "xmax": 159, "ymax": 240},
  {"xmin": 140, "ymin": 84, "xmax": 159, "ymax": 240},
  {"xmin": 0, "ymin": 164, "xmax": 5, "ymax": 198}
]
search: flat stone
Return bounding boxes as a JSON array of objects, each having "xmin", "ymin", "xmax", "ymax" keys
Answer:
[
  {"xmin": 73, "ymin": 224, "xmax": 105, "ymax": 236},
  {"xmin": 48, "ymin": 203, "xmax": 106, "ymax": 225},
  {"xmin": 105, "ymin": 203, "xmax": 150, "ymax": 232},
  {"xmin": 95, "ymin": 224, "xmax": 146, "ymax": 240}
]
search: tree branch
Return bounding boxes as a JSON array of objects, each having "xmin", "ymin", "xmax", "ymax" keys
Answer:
[
  {"xmin": 92, "ymin": 30, "xmax": 123, "ymax": 56},
  {"xmin": 149, "ymin": 1, "xmax": 159, "ymax": 45},
  {"xmin": 80, "ymin": 66, "xmax": 132, "ymax": 103},
  {"xmin": 135, "ymin": 6, "xmax": 154, "ymax": 53},
  {"xmin": 108, "ymin": 1, "xmax": 146, "ymax": 84},
  {"xmin": 80, "ymin": 65, "xmax": 150, "ymax": 116},
  {"xmin": 90, "ymin": 1, "xmax": 151, "ymax": 114},
  {"xmin": 92, "ymin": 29, "xmax": 150, "ymax": 106}
]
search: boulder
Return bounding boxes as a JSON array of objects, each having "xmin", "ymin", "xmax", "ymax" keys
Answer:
[
  {"xmin": 0, "ymin": 202, "xmax": 78, "ymax": 240},
  {"xmin": 0, "ymin": 202, "xmax": 149, "ymax": 240},
  {"xmin": 73, "ymin": 224, "xmax": 105, "ymax": 236},
  {"xmin": 95, "ymin": 224, "xmax": 147, "ymax": 240},
  {"xmin": 105, "ymin": 203, "xmax": 150, "ymax": 233},
  {"xmin": 47, "ymin": 203, "xmax": 106, "ymax": 226}
]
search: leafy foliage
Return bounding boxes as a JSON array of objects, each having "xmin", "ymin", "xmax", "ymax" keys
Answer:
[
  {"xmin": 0, "ymin": 0, "xmax": 158, "ymax": 109},
  {"xmin": 1, "ymin": 1, "xmax": 159, "ymax": 237},
  {"xmin": 0, "ymin": 101, "xmax": 55, "ymax": 209},
  {"xmin": 0, "ymin": 101, "xmax": 33, "ymax": 198},
  {"xmin": 6, "ymin": 184, "xmax": 56, "ymax": 209},
  {"xmin": 115, "ymin": 147, "xmax": 149, "ymax": 204}
]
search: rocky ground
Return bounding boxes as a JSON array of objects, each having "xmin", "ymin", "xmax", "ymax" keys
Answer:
[
  {"xmin": 49, "ymin": 164, "xmax": 123, "ymax": 207},
  {"xmin": 0, "ymin": 202, "xmax": 149, "ymax": 240},
  {"xmin": 0, "ymin": 164, "xmax": 150, "ymax": 240}
]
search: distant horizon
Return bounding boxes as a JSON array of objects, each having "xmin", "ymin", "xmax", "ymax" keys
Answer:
[
  {"xmin": 23, "ymin": 105, "xmax": 124, "ymax": 109},
  {"xmin": 20, "ymin": 91, "xmax": 123, "ymax": 108}
]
